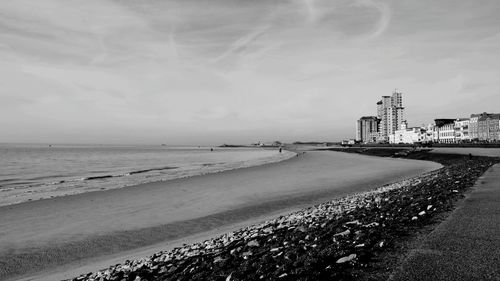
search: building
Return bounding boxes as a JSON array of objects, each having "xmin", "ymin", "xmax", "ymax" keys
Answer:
[
  {"xmin": 475, "ymin": 113, "xmax": 500, "ymax": 141},
  {"xmin": 488, "ymin": 118, "xmax": 500, "ymax": 141},
  {"xmin": 434, "ymin": 119, "xmax": 456, "ymax": 143},
  {"xmin": 356, "ymin": 116, "xmax": 379, "ymax": 143},
  {"xmin": 469, "ymin": 114, "xmax": 482, "ymax": 140},
  {"xmin": 389, "ymin": 121, "xmax": 427, "ymax": 144},
  {"xmin": 422, "ymin": 123, "xmax": 437, "ymax": 143},
  {"xmin": 454, "ymin": 118, "xmax": 470, "ymax": 142},
  {"xmin": 377, "ymin": 91, "xmax": 405, "ymax": 142}
]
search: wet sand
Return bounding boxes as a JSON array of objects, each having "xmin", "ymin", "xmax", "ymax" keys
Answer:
[{"xmin": 0, "ymin": 151, "xmax": 441, "ymax": 280}]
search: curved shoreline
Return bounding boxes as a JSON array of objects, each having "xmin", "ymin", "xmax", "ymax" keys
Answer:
[
  {"xmin": 65, "ymin": 150, "xmax": 499, "ymax": 281},
  {"xmin": 0, "ymin": 149, "xmax": 297, "ymax": 208},
  {"xmin": 0, "ymin": 151, "xmax": 440, "ymax": 281}
]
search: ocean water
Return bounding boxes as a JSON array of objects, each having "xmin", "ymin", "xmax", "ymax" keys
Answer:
[{"xmin": 0, "ymin": 144, "xmax": 295, "ymax": 206}]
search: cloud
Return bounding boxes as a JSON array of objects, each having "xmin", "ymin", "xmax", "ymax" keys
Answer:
[
  {"xmin": 352, "ymin": 0, "xmax": 392, "ymax": 39},
  {"xmin": 210, "ymin": 24, "xmax": 270, "ymax": 64},
  {"xmin": 1, "ymin": 0, "xmax": 500, "ymax": 144}
]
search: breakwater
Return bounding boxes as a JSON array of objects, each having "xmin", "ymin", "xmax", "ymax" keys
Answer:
[{"xmin": 69, "ymin": 151, "xmax": 499, "ymax": 281}]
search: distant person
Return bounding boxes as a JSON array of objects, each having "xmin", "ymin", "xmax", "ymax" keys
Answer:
[
  {"xmin": 469, "ymin": 153, "xmax": 472, "ymax": 160},
  {"xmin": 210, "ymin": 148, "xmax": 213, "ymax": 152},
  {"xmin": 279, "ymin": 147, "xmax": 282, "ymax": 153}
]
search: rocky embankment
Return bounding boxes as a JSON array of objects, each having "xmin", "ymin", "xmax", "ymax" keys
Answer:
[{"xmin": 70, "ymin": 151, "xmax": 499, "ymax": 281}]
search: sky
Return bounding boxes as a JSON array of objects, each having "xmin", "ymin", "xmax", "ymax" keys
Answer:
[{"xmin": 1, "ymin": 0, "xmax": 499, "ymax": 145}]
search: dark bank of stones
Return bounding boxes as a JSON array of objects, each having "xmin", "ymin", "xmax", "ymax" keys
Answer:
[{"xmin": 70, "ymin": 150, "xmax": 499, "ymax": 281}]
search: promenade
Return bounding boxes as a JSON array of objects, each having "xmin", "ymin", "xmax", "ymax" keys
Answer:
[{"xmin": 392, "ymin": 163, "xmax": 500, "ymax": 281}]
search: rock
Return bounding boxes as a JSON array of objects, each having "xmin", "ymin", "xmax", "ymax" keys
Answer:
[
  {"xmin": 411, "ymin": 216, "xmax": 418, "ymax": 220},
  {"xmin": 364, "ymin": 222, "xmax": 379, "ymax": 228},
  {"xmin": 242, "ymin": 251, "xmax": 253, "ymax": 260},
  {"xmin": 226, "ymin": 273, "xmax": 232, "ymax": 281},
  {"xmin": 345, "ymin": 220, "xmax": 361, "ymax": 226},
  {"xmin": 418, "ymin": 211, "xmax": 426, "ymax": 216},
  {"xmin": 334, "ymin": 229, "xmax": 350, "ymax": 236},
  {"xmin": 247, "ymin": 240, "xmax": 260, "ymax": 247},
  {"xmin": 336, "ymin": 254, "xmax": 357, "ymax": 264},
  {"xmin": 427, "ymin": 205, "xmax": 433, "ymax": 210}
]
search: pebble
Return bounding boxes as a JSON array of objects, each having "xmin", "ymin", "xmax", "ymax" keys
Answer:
[
  {"xmin": 247, "ymin": 240, "xmax": 260, "ymax": 247},
  {"xmin": 336, "ymin": 254, "xmax": 357, "ymax": 264},
  {"xmin": 334, "ymin": 229, "xmax": 351, "ymax": 236}
]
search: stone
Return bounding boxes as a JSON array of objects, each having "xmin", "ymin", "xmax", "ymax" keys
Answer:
[
  {"xmin": 247, "ymin": 240, "xmax": 260, "ymax": 247},
  {"xmin": 336, "ymin": 254, "xmax": 357, "ymax": 264},
  {"xmin": 345, "ymin": 220, "xmax": 361, "ymax": 226},
  {"xmin": 242, "ymin": 251, "xmax": 252, "ymax": 257},
  {"xmin": 334, "ymin": 229, "xmax": 350, "ymax": 236},
  {"xmin": 364, "ymin": 222, "xmax": 379, "ymax": 228}
]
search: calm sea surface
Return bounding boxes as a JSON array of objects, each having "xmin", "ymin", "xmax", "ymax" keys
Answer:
[{"xmin": 0, "ymin": 144, "xmax": 294, "ymax": 206}]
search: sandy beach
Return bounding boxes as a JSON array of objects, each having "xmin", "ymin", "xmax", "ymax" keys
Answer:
[{"xmin": 0, "ymin": 151, "xmax": 441, "ymax": 280}]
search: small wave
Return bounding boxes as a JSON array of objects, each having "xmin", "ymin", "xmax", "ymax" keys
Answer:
[
  {"xmin": 83, "ymin": 175, "xmax": 115, "ymax": 181},
  {"xmin": 201, "ymin": 163, "xmax": 224, "ymax": 167},
  {"xmin": 49, "ymin": 180, "xmax": 66, "ymax": 185},
  {"xmin": 0, "ymin": 178, "xmax": 18, "ymax": 183},
  {"xmin": 127, "ymin": 166, "xmax": 177, "ymax": 175},
  {"xmin": 28, "ymin": 175, "xmax": 67, "ymax": 181}
]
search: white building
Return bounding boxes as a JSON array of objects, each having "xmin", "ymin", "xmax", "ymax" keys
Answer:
[
  {"xmin": 389, "ymin": 122, "xmax": 427, "ymax": 144},
  {"xmin": 435, "ymin": 119, "xmax": 456, "ymax": 143},
  {"xmin": 429, "ymin": 124, "xmax": 438, "ymax": 143}
]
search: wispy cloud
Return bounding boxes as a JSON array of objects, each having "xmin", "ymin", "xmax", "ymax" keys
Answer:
[
  {"xmin": 210, "ymin": 24, "xmax": 271, "ymax": 66},
  {"xmin": 353, "ymin": 0, "xmax": 392, "ymax": 39}
]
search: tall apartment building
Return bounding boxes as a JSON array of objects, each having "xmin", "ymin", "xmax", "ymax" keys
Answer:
[
  {"xmin": 356, "ymin": 116, "xmax": 379, "ymax": 143},
  {"xmin": 377, "ymin": 91, "xmax": 405, "ymax": 142}
]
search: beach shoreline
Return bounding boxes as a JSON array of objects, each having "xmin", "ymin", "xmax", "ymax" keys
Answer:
[
  {"xmin": 0, "ymin": 150, "xmax": 440, "ymax": 281},
  {"xmin": 64, "ymin": 149, "xmax": 499, "ymax": 281},
  {"xmin": 0, "ymin": 147, "xmax": 297, "ymax": 208}
]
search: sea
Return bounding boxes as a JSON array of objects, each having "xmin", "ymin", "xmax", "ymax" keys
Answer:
[{"xmin": 0, "ymin": 144, "xmax": 295, "ymax": 207}]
